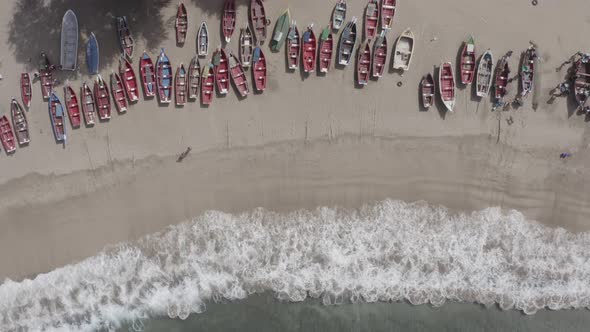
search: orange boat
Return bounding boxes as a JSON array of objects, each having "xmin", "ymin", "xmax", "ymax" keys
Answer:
[
  {"xmin": 94, "ymin": 75, "xmax": 111, "ymax": 120},
  {"xmin": 252, "ymin": 47, "xmax": 267, "ymax": 92},
  {"xmin": 110, "ymin": 72, "xmax": 128, "ymax": 113},
  {"xmin": 201, "ymin": 63, "xmax": 215, "ymax": 105},
  {"xmin": 175, "ymin": 3, "xmax": 188, "ymax": 44},
  {"xmin": 64, "ymin": 84, "xmax": 81, "ymax": 128},
  {"xmin": 0, "ymin": 115, "xmax": 16, "ymax": 153},
  {"xmin": 81, "ymin": 82, "xmax": 96, "ymax": 126},
  {"xmin": 119, "ymin": 57, "xmax": 139, "ymax": 102},
  {"xmin": 175, "ymin": 63, "xmax": 187, "ymax": 106},
  {"xmin": 20, "ymin": 73, "xmax": 32, "ymax": 108}
]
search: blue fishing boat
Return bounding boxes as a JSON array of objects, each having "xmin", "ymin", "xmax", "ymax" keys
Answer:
[
  {"xmin": 48, "ymin": 92, "xmax": 67, "ymax": 143},
  {"xmin": 86, "ymin": 32, "xmax": 99, "ymax": 74},
  {"xmin": 156, "ymin": 48, "xmax": 172, "ymax": 103}
]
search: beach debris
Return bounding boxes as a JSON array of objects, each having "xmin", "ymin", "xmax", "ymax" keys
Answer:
[
  {"xmin": 397, "ymin": 81, "xmax": 403, "ymax": 87},
  {"xmin": 431, "ymin": 36, "xmax": 438, "ymax": 42},
  {"xmin": 506, "ymin": 116, "xmax": 514, "ymax": 125},
  {"xmin": 532, "ymin": 0, "xmax": 538, "ymax": 6},
  {"xmin": 560, "ymin": 152, "xmax": 571, "ymax": 159},
  {"xmin": 177, "ymin": 147, "xmax": 192, "ymax": 162}
]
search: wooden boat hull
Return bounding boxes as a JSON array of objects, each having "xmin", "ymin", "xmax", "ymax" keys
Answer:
[
  {"xmin": 439, "ymin": 62, "xmax": 455, "ymax": 112},
  {"xmin": 140, "ymin": 52, "xmax": 156, "ymax": 97},
  {"xmin": 318, "ymin": 28, "xmax": 333, "ymax": 73},
  {"xmin": 60, "ymin": 10, "xmax": 78, "ymax": 71},
  {"xmin": 156, "ymin": 49, "xmax": 173, "ymax": 103},
  {"xmin": 574, "ymin": 59, "xmax": 590, "ymax": 107},
  {"xmin": 476, "ymin": 50, "xmax": 494, "ymax": 97},
  {"xmin": 332, "ymin": 0, "xmax": 347, "ymax": 31},
  {"xmin": 0, "ymin": 115, "xmax": 16, "ymax": 153},
  {"xmin": 380, "ymin": 0, "xmax": 396, "ymax": 30},
  {"xmin": 111, "ymin": 72, "xmax": 128, "ymax": 113},
  {"xmin": 175, "ymin": 64, "xmax": 187, "ymax": 106},
  {"xmin": 81, "ymin": 82, "xmax": 96, "ymax": 126},
  {"xmin": 287, "ymin": 23, "xmax": 300, "ymax": 70},
  {"xmin": 119, "ymin": 57, "xmax": 139, "ymax": 102},
  {"xmin": 10, "ymin": 99, "xmax": 29, "ymax": 145},
  {"xmin": 337, "ymin": 17, "xmax": 357, "ymax": 66},
  {"xmin": 240, "ymin": 27, "xmax": 254, "ymax": 68},
  {"xmin": 393, "ymin": 28, "xmax": 414, "ymax": 71},
  {"xmin": 421, "ymin": 74, "xmax": 435, "ymax": 109},
  {"xmin": 252, "ymin": 47, "xmax": 267, "ymax": 92},
  {"xmin": 270, "ymin": 9, "xmax": 290, "ymax": 52},
  {"xmin": 213, "ymin": 48, "xmax": 230, "ymax": 95},
  {"xmin": 175, "ymin": 3, "xmax": 188, "ymax": 45},
  {"xmin": 229, "ymin": 52, "xmax": 250, "ymax": 97},
  {"xmin": 20, "ymin": 73, "xmax": 32, "ymax": 108},
  {"xmin": 188, "ymin": 56, "xmax": 201, "ymax": 99},
  {"xmin": 460, "ymin": 37, "xmax": 476, "ymax": 85},
  {"xmin": 520, "ymin": 47, "xmax": 536, "ymax": 97},
  {"xmin": 48, "ymin": 92, "xmax": 67, "ymax": 143},
  {"xmin": 86, "ymin": 32, "xmax": 99, "ymax": 74},
  {"xmin": 94, "ymin": 75, "xmax": 111, "ymax": 120},
  {"xmin": 197, "ymin": 23, "xmax": 209, "ymax": 57},
  {"xmin": 494, "ymin": 57, "xmax": 510, "ymax": 101},
  {"xmin": 39, "ymin": 52, "xmax": 52, "ymax": 100},
  {"xmin": 223, "ymin": 0, "xmax": 237, "ymax": 42},
  {"xmin": 372, "ymin": 33, "xmax": 387, "ymax": 78},
  {"xmin": 116, "ymin": 16, "xmax": 134, "ymax": 58},
  {"xmin": 364, "ymin": 0, "xmax": 379, "ymax": 40},
  {"xmin": 357, "ymin": 42, "xmax": 371, "ymax": 85},
  {"xmin": 64, "ymin": 85, "xmax": 81, "ymax": 128},
  {"xmin": 201, "ymin": 64, "xmax": 215, "ymax": 105},
  {"xmin": 302, "ymin": 27, "xmax": 317, "ymax": 73},
  {"xmin": 250, "ymin": 0, "xmax": 267, "ymax": 44}
]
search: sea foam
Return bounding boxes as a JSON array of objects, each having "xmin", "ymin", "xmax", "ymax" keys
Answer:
[{"xmin": 1, "ymin": 199, "xmax": 590, "ymax": 331}]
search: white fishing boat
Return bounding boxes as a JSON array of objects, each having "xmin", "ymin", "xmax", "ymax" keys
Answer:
[
  {"xmin": 476, "ymin": 50, "xmax": 494, "ymax": 97},
  {"xmin": 60, "ymin": 10, "xmax": 78, "ymax": 71},
  {"xmin": 197, "ymin": 22, "xmax": 209, "ymax": 57},
  {"xmin": 392, "ymin": 28, "xmax": 414, "ymax": 71}
]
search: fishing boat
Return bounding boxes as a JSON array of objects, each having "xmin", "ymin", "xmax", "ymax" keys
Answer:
[
  {"xmin": 250, "ymin": 0, "xmax": 267, "ymax": 44},
  {"xmin": 60, "ymin": 10, "xmax": 78, "ymax": 71},
  {"xmin": 286, "ymin": 21, "xmax": 300, "ymax": 70},
  {"xmin": 201, "ymin": 63, "xmax": 215, "ymax": 105},
  {"xmin": 574, "ymin": 57, "xmax": 590, "ymax": 108},
  {"xmin": 520, "ymin": 46, "xmax": 536, "ymax": 97},
  {"xmin": 64, "ymin": 84, "xmax": 81, "ymax": 128},
  {"xmin": 460, "ymin": 36, "xmax": 476, "ymax": 85},
  {"xmin": 476, "ymin": 50, "xmax": 494, "ymax": 97},
  {"xmin": 229, "ymin": 51, "xmax": 250, "ymax": 97},
  {"xmin": 439, "ymin": 62, "xmax": 455, "ymax": 112},
  {"xmin": 222, "ymin": 0, "xmax": 236, "ymax": 43},
  {"xmin": 357, "ymin": 41, "xmax": 371, "ymax": 86},
  {"xmin": 421, "ymin": 74, "xmax": 435, "ymax": 109},
  {"xmin": 332, "ymin": 0, "xmax": 347, "ymax": 31},
  {"xmin": 240, "ymin": 27, "xmax": 254, "ymax": 68},
  {"xmin": 116, "ymin": 16, "xmax": 134, "ymax": 58},
  {"xmin": 302, "ymin": 25, "xmax": 317, "ymax": 73},
  {"xmin": 364, "ymin": 0, "xmax": 379, "ymax": 40},
  {"xmin": 20, "ymin": 73, "xmax": 32, "ymax": 108},
  {"xmin": 175, "ymin": 64, "xmax": 187, "ymax": 106},
  {"xmin": 110, "ymin": 72, "xmax": 128, "ymax": 113},
  {"xmin": 39, "ymin": 52, "xmax": 52, "ymax": 100},
  {"xmin": 318, "ymin": 27, "xmax": 333, "ymax": 73},
  {"xmin": 0, "ymin": 115, "xmax": 16, "ymax": 153},
  {"xmin": 270, "ymin": 9, "xmax": 290, "ymax": 52},
  {"xmin": 140, "ymin": 51, "xmax": 156, "ymax": 97},
  {"xmin": 213, "ymin": 47, "xmax": 230, "ymax": 95},
  {"xmin": 86, "ymin": 32, "xmax": 99, "ymax": 74},
  {"xmin": 393, "ymin": 28, "xmax": 414, "ymax": 71},
  {"xmin": 10, "ymin": 98, "xmax": 29, "ymax": 145},
  {"xmin": 81, "ymin": 82, "xmax": 96, "ymax": 126},
  {"xmin": 119, "ymin": 57, "xmax": 139, "ymax": 102},
  {"xmin": 48, "ymin": 92, "xmax": 67, "ymax": 143},
  {"xmin": 494, "ymin": 55, "xmax": 510, "ymax": 102},
  {"xmin": 372, "ymin": 32, "xmax": 387, "ymax": 78},
  {"xmin": 252, "ymin": 47, "xmax": 267, "ymax": 92},
  {"xmin": 156, "ymin": 48, "xmax": 173, "ymax": 103},
  {"xmin": 188, "ymin": 56, "xmax": 201, "ymax": 99},
  {"xmin": 337, "ymin": 17, "xmax": 357, "ymax": 66},
  {"xmin": 381, "ymin": 0, "xmax": 396, "ymax": 30},
  {"xmin": 197, "ymin": 22, "xmax": 209, "ymax": 57},
  {"xmin": 175, "ymin": 3, "xmax": 188, "ymax": 45},
  {"xmin": 94, "ymin": 75, "xmax": 111, "ymax": 120}
]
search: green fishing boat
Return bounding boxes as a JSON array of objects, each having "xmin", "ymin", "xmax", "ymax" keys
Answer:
[{"xmin": 270, "ymin": 9, "xmax": 290, "ymax": 52}]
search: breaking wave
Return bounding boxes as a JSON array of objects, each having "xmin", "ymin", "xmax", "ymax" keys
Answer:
[{"xmin": 2, "ymin": 199, "xmax": 590, "ymax": 331}]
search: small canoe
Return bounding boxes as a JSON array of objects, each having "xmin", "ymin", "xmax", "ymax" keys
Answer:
[
  {"xmin": 20, "ymin": 73, "xmax": 32, "ymax": 108},
  {"xmin": 229, "ymin": 51, "xmax": 250, "ymax": 97},
  {"xmin": 249, "ymin": 0, "xmax": 267, "ymax": 44},
  {"xmin": 64, "ymin": 84, "xmax": 81, "ymax": 128},
  {"xmin": 574, "ymin": 58, "xmax": 590, "ymax": 108},
  {"xmin": 156, "ymin": 48, "xmax": 173, "ymax": 103},
  {"xmin": 116, "ymin": 16, "xmax": 134, "ymax": 59},
  {"xmin": 188, "ymin": 56, "xmax": 201, "ymax": 99},
  {"xmin": 48, "ymin": 92, "xmax": 67, "ymax": 143},
  {"xmin": 476, "ymin": 50, "xmax": 494, "ymax": 97},
  {"xmin": 332, "ymin": 0, "xmax": 347, "ymax": 31},
  {"xmin": 364, "ymin": 0, "xmax": 379, "ymax": 40},
  {"xmin": 86, "ymin": 32, "xmax": 99, "ymax": 74},
  {"xmin": 357, "ymin": 41, "xmax": 371, "ymax": 86},
  {"xmin": 421, "ymin": 74, "xmax": 435, "ymax": 109},
  {"xmin": 81, "ymin": 82, "xmax": 96, "ymax": 126},
  {"xmin": 337, "ymin": 17, "xmax": 357, "ymax": 66},
  {"xmin": 460, "ymin": 36, "xmax": 476, "ymax": 85},
  {"xmin": 439, "ymin": 62, "xmax": 455, "ymax": 112},
  {"xmin": 201, "ymin": 63, "xmax": 215, "ymax": 105},
  {"xmin": 252, "ymin": 47, "xmax": 267, "ymax": 92},
  {"xmin": 119, "ymin": 57, "xmax": 139, "ymax": 102},
  {"xmin": 318, "ymin": 27, "xmax": 333, "ymax": 73},
  {"xmin": 372, "ymin": 32, "xmax": 387, "ymax": 78},
  {"xmin": 94, "ymin": 75, "xmax": 111, "ymax": 120},
  {"xmin": 110, "ymin": 72, "xmax": 128, "ymax": 113},
  {"xmin": 381, "ymin": 0, "xmax": 396, "ymax": 30},
  {"xmin": 520, "ymin": 46, "xmax": 536, "ymax": 97},
  {"xmin": 222, "ymin": 0, "xmax": 237, "ymax": 43},
  {"xmin": 240, "ymin": 27, "xmax": 254, "ymax": 68},
  {"xmin": 140, "ymin": 51, "xmax": 156, "ymax": 97},
  {"xmin": 287, "ymin": 21, "xmax": 300, "ymax": 70},
  {"xmin": 494, "ymin": 55, "xmax": 510, "ymax": 102},
  {"xmin": 60, "ymin": 10, "xmax": 78, "ymax": 71},
  {"xmin": 10, "ymin": 98, "xmax": 29, "ymax": 145},
  {"xmin": 393, "ymin": 28, "xmax": 414, "ymax": 71},
  {"xmin": 175, "ymin": 63, "xmax": 187, "ymax": 106},
  {"xmin": 175, "ymin": 3, "xmax": 188, "ymax": 45},
  {"xmin": 197, "ymin": 22, "xmax": 209, "ymax": 57},
  {"xmin": 0, "ymin": 115, "xmax": 16, "ymax": 153},
  {"xmin": 213, "ymin": 47, "xmax": 230, "ymax": 95},
  {"xmin": 301, "ymin": 25, "xmax": 317, "ymax": 73},
  {"xmin": 39, "ymin": 52, "xmax": 52, "ymax": 100},
  {"xmin": 270, "ymin": 9, "xmax": 291, "ymax": 52}
]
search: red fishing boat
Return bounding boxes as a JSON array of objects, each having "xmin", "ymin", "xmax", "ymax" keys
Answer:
[
  {"xmin": 249, "ymin": 0, "xmax": 267, "ymax": 44},
  {"xmin": 188, "ymin": 56, "xmax": 201, "ymax": 99},
  {"xmin": 460, "ymin": 36, "xmax": 476, "ymax": 85},
  {"xmin": 175, "ymin": 3, "xmax": 188, "ymax": 45},
  {"xmin": 574, "ymin": 57, "xmax": 590, "ymax": 108},
  {"xmin": 48, "ymin": 92, "xmax": 66, "ymax": 143},
  {"xmin": 140, "ymin": 51, "xmax": 156, "ymax": 97},
  {"xmin": 111, "ymin": 72, "xmax": 128, "ymax": 113},
  {"xmin": 10, "ymin": 98, "xmax": 29, "ymax": 145},
  {"xmin": 116, "ymin": 16, "xmax": 134, "ymax": 58},
  {"xmin": 94, "ymin": 75, "xmax": 111, "ymax": 120},
  {"xmin": 287, "ymin": 22, "xmax": 300, "ymax": 70},
  {"xmin": 229, "ymin": 51, "xmax": 249, "ymax": 97},
  {"xmin": 81, "ymin": 82, "xmax": 96, "ymax": 126},
  {"xmin": 175, "ymin": 63, "xmax": 187, "ymax": 106},
  {"xmin": 494, "ymin": 55, "xmax": 510, "ymax": 102},
  {"xmin": 439, "ymin": 62, "xmax": 456, "ymax": 112},
  {"xmin": 372, "ymin": 32, "xmax": 387, "ymax": 78},
  {"xmin": 252, "ymin": 47, "xmax": 267, "ymax": 92},
  {"xmin": 201, "ymin": 63, "xmax": 215, "ymax": 105},
  {"xmin": 357, "ymin": 41, "xmax": 371, "ymax": 85},
  {"xmin": 20, "ymin": 73, "xmax": 32, "ymax": 108},
  {"xmin": 64, "ymin": 84, "xmax": 81, "ymax": 128},
  {"xmin": 0, "ymin": 115, "xmax": 16, "ymax": 153},
  {"xmin": 119, "ymin": 57, "xmax": 139, "ymax": 102},
  {"xmin": 39, "ymin": 53, "xmax": 53, "ymax": 100},
  {"xmin": 301, "ymin": 25, "xmax": 316, "ymax": 73},
  {"xmin": 213, "ymin": 47, "xmax": 230, "ymax": 95},
  {"xmin": 222, "ymin": 0, "xmax": 236, "ymax": 43},
  {"xmin": 364, "ymin": 0, "xmax": 379, "ymax": 40},
  {"xmin": 380, "ymin": 0, "xmax": 396, "ymax": 30},
  {"xmin": 318, "ymin": 27, "xmax": 333, "ymax": 74}
]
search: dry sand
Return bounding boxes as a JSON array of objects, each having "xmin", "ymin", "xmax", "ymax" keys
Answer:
[{"xmin": 1, "ymin": 0, "xmax": 590, "ymax": 280}]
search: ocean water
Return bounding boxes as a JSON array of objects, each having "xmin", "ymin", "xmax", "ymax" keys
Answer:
[{"xmin": 1, "ymin": 199, "xmax": 590, "ymax": 331}]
